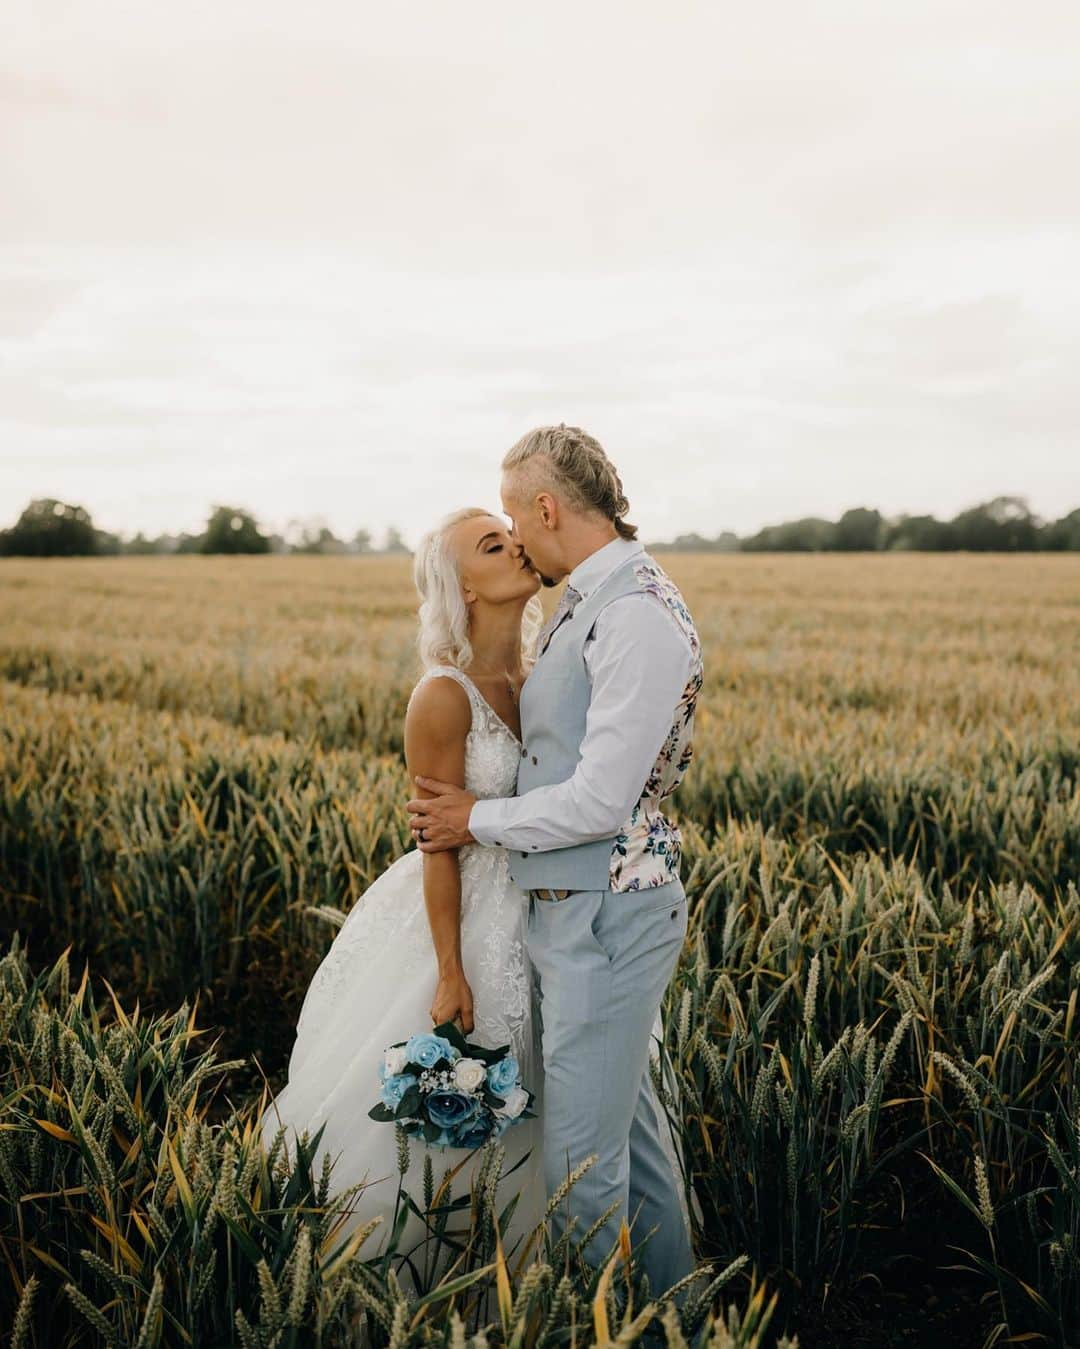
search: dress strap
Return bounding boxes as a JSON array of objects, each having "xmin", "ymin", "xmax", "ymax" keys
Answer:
[{"xmin": 412, "ymin": 664, "xmax": 483, "ymax": 731}]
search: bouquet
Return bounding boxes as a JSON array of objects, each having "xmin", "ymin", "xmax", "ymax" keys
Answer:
[{"xmin": 369, "ymin": 1020, "xmax": 536, "ymax": 1149}]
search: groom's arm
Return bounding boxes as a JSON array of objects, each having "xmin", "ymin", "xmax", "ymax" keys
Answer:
[{"xmin": 463, "ymin": 595, "xmax": 694, "ymax": 852}]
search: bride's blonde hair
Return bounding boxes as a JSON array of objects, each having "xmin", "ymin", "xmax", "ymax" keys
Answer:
[{"xmin": 413, "ymin": 507, "xmax": 544, "ymax": 671}]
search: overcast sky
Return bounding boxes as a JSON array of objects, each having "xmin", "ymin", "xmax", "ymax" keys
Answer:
[{"xmin": 2, "ymin": 1, "xmax": 1078, "ymax": 544}]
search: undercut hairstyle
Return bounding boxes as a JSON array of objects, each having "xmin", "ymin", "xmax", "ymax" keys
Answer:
[{"xmin": 501, "ymin": 424, "xmax": 638, "ymax": 541}]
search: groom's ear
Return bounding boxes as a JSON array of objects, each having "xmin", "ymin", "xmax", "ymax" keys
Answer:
[{"xmin": 537, "ymin": 492, "xmax": 558, "ymax": 529}]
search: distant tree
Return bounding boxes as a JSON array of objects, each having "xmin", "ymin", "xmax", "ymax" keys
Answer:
[
  {"xmin": 741, "ymin": 517, "xmax": 836, "ymax": 552},
  {"xmin": 884, "ymin": 514, "xmax": 957, "ymax": 551},
  {"xmin": 352, "ymin": 528, "xmax": 373, "ymax": 554},
  {"xmin": 123, "ymin": 532, "xmax": 157, "ymax": 555},
  {"xmin": 94, "ymin": 530, "xmax": 124, "ymax": 555},
  {"xmin": 150, "ymin": 534, "xmax": 185, "ymax": 554},
  {"xmin": 833, "ymin": 507, "xmax": 884, "ymax": 552},
  {"xmin": 380, "ymin": 526, "xmax": 410, "ymax": 555},
  {"xmin": 0, "ymin": 499, "xmax": 99, "ymax": 556},
  {"xmin": 200, "ymin": 506, "xmax": 271, "ymax": 555},
  {"xmin": 950, "ymin": 496, "xmax": 1038, "ymax": 551},
  {"xmin": 292, "ymin": 525, "xmax": 347, "ymax": 555},
  {"xmin": 1039, "ymin": 508, "xmax": 1080, "ymax": 551},
  {"xmin": 651, "ymin": 531, "xmax": 740, "ymax": 553}
]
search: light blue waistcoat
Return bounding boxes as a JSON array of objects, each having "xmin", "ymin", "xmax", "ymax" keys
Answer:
[{"xmin": 507, "ymin": 548, "xmax": 692, "ymax": 892}]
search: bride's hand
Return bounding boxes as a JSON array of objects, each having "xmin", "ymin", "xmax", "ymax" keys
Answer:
[{"xmin": 430, "ymin": 971, "xmax": 475, "ymax": 1035}]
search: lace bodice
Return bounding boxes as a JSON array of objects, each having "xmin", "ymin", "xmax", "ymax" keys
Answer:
[
  {"xmin": 410, "ymin": 664, "xmax": 522, "ymax": 802},
  {"xmin": 291, "ymin": 664, "xmax": 536, "ymax": 1073}
]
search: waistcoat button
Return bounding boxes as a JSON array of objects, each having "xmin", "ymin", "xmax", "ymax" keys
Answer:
[{"xmin": 531, "ymin": 755, "xmax": 538, "ymax": 765}]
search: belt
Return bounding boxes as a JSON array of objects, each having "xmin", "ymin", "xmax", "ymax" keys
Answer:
[{"xmin": 530, "ymin": 888, "xmax": 578, "ymax": 902}]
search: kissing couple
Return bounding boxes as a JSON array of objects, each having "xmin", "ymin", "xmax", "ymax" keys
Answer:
[{"xmin": 261, "ymin": 423, "xmax": 705, "ymax": 1301}]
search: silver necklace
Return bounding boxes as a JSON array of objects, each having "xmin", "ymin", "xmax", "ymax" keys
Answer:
[{"xmin": 471, "ymin": 665, "xmax": 519, "ymax": 702}]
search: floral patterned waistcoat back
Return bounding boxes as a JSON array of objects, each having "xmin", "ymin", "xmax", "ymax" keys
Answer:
[{"xmin": 507, "ymin": 550, "xmax": 703, "ymax": 894}]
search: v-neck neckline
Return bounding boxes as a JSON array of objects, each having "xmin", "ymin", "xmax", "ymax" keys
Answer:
[{"xmin": 460, "ymin": 670, "xmax": 523, "ymax": 746}]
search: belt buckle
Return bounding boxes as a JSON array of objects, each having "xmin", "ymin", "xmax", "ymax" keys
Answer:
[{"xmin": 535, "ymin": 887, "xmax": 571, "ymax": 901}]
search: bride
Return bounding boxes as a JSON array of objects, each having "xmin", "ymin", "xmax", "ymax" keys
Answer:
[{"xmin": 260, "ymin": 506, "xmax": 549, "ymax": 1272}]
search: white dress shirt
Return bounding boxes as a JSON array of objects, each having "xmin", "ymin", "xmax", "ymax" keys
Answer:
[{"xmin": 468, "ymin": 538, "xmax": 695, "ymax": 852}]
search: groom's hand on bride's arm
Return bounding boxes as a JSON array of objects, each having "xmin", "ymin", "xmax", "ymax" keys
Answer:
[{"xmin": 408, "ymin": 778, "xmax": 478, "ymax": 851}]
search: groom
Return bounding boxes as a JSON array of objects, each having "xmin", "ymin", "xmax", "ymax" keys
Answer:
[{"xmin": 407, "ymin": 424, "xmax": 703, "ymax": 1296}]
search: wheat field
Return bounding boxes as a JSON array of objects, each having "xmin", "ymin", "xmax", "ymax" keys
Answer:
[{"xmin": 1, "ymin": 553, "xmax": 1078, "ymax": 1347}]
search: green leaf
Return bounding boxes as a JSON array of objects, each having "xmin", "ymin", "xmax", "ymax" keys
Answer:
[
  {"xmin": 917, "ymin": 1150, "xmax": 989, "ymax": 1229},
  {"xmin": 433, "ymin": 1021, "xmax": 469, "ymax": 1055},
  {"xmin": 467, "ymin": 1041, "xmax": 509, "ymax": 1066},
  {"xmin": 394, "ymin": 1086, "xmax": 422, "ymax": 1119},
  {"xmin": 368, "ymin": 1103, "xmax": 396, "ymax": 1122},
  {"xmin": 410, "ymin": 1261, "xmax": 498, "ymax": 1310},
  {"xmin": 220, "ymin": 1211, "xmax": 266, "ymax": 1267}
]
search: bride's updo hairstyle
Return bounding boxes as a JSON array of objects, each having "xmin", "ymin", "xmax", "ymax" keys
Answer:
[
  {"xmin": 502, "ymin": 423, "xmax": 638, "ymax": 541},
  {"xmin": 413, "ymin": 507, "xmax": 544, "ymax": 672}
]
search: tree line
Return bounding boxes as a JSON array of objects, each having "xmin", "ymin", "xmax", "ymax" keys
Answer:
[
  {"xmin": 1, "ymin": 493, "xmax": 1078, "ymax": 557},
  {"xmin": 0, "ymin": 502, "xmax": 410, "ymax": 558},
  {"xmin": 652, "ymin": 496, "xmax": 1080, "ymax": 553}
]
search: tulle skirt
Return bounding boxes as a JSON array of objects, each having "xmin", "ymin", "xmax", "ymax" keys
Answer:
[{"xmin": 259, "ymin": 843, "xmax": 549, "ymax": 1281}]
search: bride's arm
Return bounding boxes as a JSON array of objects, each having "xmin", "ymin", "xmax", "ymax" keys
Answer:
[{"xmin": 403, "ymin": 676, "xmax": 476, "ymax": 1034}]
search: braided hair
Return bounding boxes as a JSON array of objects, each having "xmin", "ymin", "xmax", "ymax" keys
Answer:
[{"xmin": 501, "ymin": 424, "xmax": 638, "ymax": 541}]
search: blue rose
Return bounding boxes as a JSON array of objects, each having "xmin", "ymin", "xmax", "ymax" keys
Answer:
[
  {"xmin": 405, "ymin": 1033, "xmax": 457, "ymax": 1069},
  {"xmin": 426, "ymin": 1090, "xmax": 478, "ymax": 1130},
  {"xmin": 452, "ymin": 1116, "xmax": 494, "ymax": 1149},
  {"xmin": 486, "ymin": 1054, "xmax": 520, "ymax": 1099},
  {"xmin": 380, "ymin": 1072, "xmax": 419, "ymax": 1111}
]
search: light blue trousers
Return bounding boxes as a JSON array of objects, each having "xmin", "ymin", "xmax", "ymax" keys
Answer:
[{"xmin": 525, "ymin": 877, "xmax": 694, "ymax": 1297}]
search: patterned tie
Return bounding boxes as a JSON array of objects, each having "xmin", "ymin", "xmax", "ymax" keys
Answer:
[{"xmin": 538, "ymin": 583, "xmax": 582, "ymax": 656}]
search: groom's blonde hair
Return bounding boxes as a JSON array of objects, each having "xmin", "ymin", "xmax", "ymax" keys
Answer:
[{"xmin": 502, "ymin": 424, "xmax": 638, "ymax": 541}]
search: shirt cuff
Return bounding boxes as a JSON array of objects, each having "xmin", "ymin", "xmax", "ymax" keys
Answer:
[{"xmin": 468, "ymin": 797, "xmax": 507, "ymax": 848}]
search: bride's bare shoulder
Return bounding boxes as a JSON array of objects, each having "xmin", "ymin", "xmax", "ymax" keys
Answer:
[{"xmin": 405, "ymin": 669, "xmax": 472, "ymax": 743}]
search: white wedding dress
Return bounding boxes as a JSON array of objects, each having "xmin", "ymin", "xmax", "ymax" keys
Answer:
[{"xmin": 259, "ymin": 665, "xmax": 548, "ymax": 1273}]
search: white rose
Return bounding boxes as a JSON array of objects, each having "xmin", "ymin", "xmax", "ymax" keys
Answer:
[
  {"xmin": 453, "ymin": 1058, "xmax": 488, "ymax": 1093},
  {"xmin": 494, "ymin": 1084, "xmax": 529, "ymax": 1120},
  {"xmin": 384, "ymin": 1046, "xmax": 409, "ymax": 1076}
]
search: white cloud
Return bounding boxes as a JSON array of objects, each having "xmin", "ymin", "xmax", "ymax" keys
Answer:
[{"xmin": 2, "ymin": 2, "xmax": 1078, "ymax": 541}]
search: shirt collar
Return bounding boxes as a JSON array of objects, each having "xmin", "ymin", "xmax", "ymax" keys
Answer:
[{"xmin": 566, "ymin": 536, "xmax": 644, "ymax": 600}]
